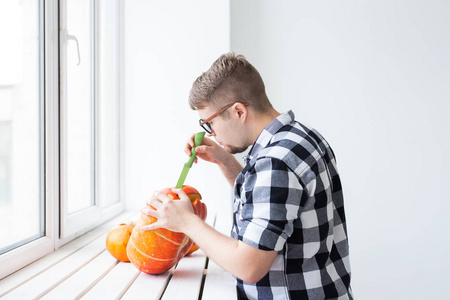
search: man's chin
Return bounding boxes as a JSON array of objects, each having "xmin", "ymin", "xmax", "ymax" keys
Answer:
[{"xmin": 224, "ymin": 144, "xmax": 248, "ymax": 155}]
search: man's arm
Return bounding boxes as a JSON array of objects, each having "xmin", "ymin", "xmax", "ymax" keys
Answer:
[
  {"xmin": 141, "ymin": 189, "xmax": 278, "ymax": 283},
  {"xmin": 213, "ymin": 151, "xmax": 243, "ymax": 187}
]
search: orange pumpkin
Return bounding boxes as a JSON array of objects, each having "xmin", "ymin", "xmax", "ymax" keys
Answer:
[
  {"xmin": 186, "ymin": 193, "xmax": 207, "ymax": 255},
  {"xmin": 105, "ymin": 222, "xmax": 135, "ymax": 262},
  {"xmin": 127, "ymin": 185, "xmax": 207, "ymax": 274}
]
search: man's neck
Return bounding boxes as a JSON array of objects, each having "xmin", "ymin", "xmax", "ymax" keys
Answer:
[{"xmin": 248, "ymin": 108, "xmax": 281, "ymax": 145}]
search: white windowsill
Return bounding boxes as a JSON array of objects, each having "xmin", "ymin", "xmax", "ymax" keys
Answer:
[{"xmin": 0, "ymin": 211, "xmax": 236, "ymax": 300}]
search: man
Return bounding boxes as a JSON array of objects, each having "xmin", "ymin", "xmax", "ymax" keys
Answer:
[{"xmin": 142, "ymin": 53, "xmax": 353, "ymax": 299}]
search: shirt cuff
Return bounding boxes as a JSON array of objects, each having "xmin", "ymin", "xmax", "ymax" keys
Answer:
[{"xmin": 239, "ymin": 218, "xmax": 288, "ymax": 251}]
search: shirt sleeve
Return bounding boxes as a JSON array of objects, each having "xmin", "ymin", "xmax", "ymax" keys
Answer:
[{"xmin": 237, "ymin": 157, "xmax": 304, "ymax": 251}]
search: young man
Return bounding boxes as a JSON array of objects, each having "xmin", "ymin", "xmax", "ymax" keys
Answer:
[{"xmin": 142, "ymin": 53, "xmax": 353, "ymax": 300}]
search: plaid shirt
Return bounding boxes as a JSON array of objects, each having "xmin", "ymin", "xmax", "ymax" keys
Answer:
[{"xmin": 231, "ymin": 111, "xmax": 352, "ymax": 300}]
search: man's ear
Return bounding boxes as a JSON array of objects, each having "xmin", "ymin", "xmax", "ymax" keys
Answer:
[{"xmin": 233, "ymin": 102, "xmax": 248, "ymax": 121}]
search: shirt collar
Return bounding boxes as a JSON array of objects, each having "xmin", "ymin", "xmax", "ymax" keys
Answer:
[{"xmin": 244, "ymin": 110, "xmax": 295, "ymax": 163}]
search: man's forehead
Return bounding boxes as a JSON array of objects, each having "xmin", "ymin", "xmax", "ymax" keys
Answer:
[{"xmin": 198, "ymin": 106, "xmax": 215, "ymax": 119}]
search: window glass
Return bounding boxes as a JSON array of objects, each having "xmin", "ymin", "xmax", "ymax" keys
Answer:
[
  {"xmin": 65, "ymin": 0, "xmax": 95, "ymax": 214},
  {"xmin": 60, "ymin": 0, "xmax": 121, "ymax": 229},
  {"xmin": 0, "ymin": 0, "xmax": 43, "ymax": 254}
]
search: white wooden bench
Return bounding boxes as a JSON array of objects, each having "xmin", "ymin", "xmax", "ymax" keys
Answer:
[{"xmin": 0, "ymin": 212, "xmax": 237, "ymax": 299}]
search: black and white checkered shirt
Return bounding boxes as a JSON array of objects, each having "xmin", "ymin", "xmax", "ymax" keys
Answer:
[{"xmin": 231, "ymin": 110, "xmax": 352, "ymax": 300}]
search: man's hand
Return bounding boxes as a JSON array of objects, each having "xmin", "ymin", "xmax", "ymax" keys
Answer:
[
  {"xmin": 185, "ymin": 134, "xmax": 243, "ymax": 187},
  {"xmin": 140, "ymin": 188, "xmax": 199, "ymax": 232},
  {"xmin": 184, "ymin": 134, "xmax": 230, "ymax": 165}
]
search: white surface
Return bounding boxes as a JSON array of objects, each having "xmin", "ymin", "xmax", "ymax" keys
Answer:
[
  {"xmin": 230, "ymin": 1, "xmax": 450, "ymax": 299},
  {"xmin": 162, "ymin": 251, "xmax": 207, "ymax": 299},
  {"xmin": 41, "ymin": 251, "xmax": 118, "ymax": 299},
  {"xmin": 2, "ymin": 237, "xmax": 106, "ymax": 299},
  {"xmin": 0, "ymin": 214, "xmax": 127, "ymax": 296},
  {"xmin": 121, "ymin": 269, "xmax": 172, "ymax": 300},
  {"xmin": 123, "ymin": 0, "xmax": 233, "ymax": 222},
  {"xmin": 202, "ymin": 260, "xmax": 236, "ymax": 300},
  {"xmin": 0, "ymin": 211, "xmax": 237, "ymax": 299},
  {"xmin": 81, "ymin": 261, "xmax": 140, "ymax": 300},
  {"xmin": 0, "ymin": 212, "xmax": 133, "ymax": 297}
]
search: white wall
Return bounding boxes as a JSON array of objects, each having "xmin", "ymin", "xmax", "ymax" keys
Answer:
[
  {"xmin": 231, "ymin": 1, "xmax": 450, "ymax": 299},
  {"xmin": 123, "ymin": 1, "xmax": 231, "ymax": 219}
]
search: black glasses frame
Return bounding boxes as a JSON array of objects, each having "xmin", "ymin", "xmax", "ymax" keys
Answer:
[{"xmin": 199, "ymin": 102, "xmax": 249, "ymax": 134}]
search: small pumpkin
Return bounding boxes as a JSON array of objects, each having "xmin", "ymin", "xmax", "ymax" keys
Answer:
[
  {"xmin": 127, "ymin": 185, "xmax": 207, "ymax": 274},
  {"xmin": 105, "ymin": 222, "xmax": 135, "ymax": 262}
]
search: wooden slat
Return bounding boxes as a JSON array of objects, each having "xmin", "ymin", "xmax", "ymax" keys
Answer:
[
  {"xmin": 41, "ymin": 251, "xmax": 118, "ymax": 300},
  {"xmin": 201, "ymin": 207, "xmax": 236, "ymax": 299},
  {"xmin": 80, "ymin": 261, "xmax": 140, "ymax": 299},
  {"xmin": 0, "ymin": 211, "xmax": 134, "ymax": 297},
  {"xmin": 161, "ymin": 250, "xmax": 207, "ymax": 300},
  {"xmin": 202, "ymin": 260, "xmax": 236, "ymax": 300},
  {"xmin": 1, "ymin": 234, "xmax": 107, "ymax": 299},
  {"xmin": 213, "ymin": 206, "xmax": 232, "ymax": 235},
  {"xmin": 121, "ymin": 269, "xmax": 173, "ymax": 300}
]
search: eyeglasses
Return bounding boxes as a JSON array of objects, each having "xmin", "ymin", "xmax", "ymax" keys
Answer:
[{"xmin": 199, "ymin": 102, "xmax": 249, "ymax": 134}]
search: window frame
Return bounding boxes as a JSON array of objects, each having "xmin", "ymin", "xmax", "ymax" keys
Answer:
[
  {"xmin": 0, "ymin": 0, "xmax": 57, "ymax": 280},
  {"xmin": 0, "ymin": 0, "xmax": 124, "ymax": 279},
  {"xmin": 58, "ymin": 0, "xmax": 124, "ymax": 244}
]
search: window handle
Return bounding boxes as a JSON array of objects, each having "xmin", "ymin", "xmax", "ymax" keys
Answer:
[
  {"xmin": 67, "ymin": 33, "xmax": 81, "ymax": 66},
  {"xmin": 61, "ymin": 28, "xmax": 81, "ymax": 66}
]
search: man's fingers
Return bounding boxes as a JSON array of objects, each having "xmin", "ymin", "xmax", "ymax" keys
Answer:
[
  {"xmin": 184, "ymin": 144, "xmax": 193, "ymax": 156},
  {"xmin": 140, "ymin": 222, "xmax": 161, "ymax": 231},
  {"xmin": 171, "ymin": 188, "xmax": 188, "ymax": 199},
  {"xmin": 189, "ymin": 133, "xmax": 195, "ymax": 144},
  {"xmin": 145, "ymin": 199, "xmax": 162, "ymax": 211},
  {"xmin": 146, "ymin": 191, "xmax": 163, "ymax": 205},
  {"xmin": 141, "ymin": 207, "xmax": 158, "ymax": 217},
  {"xmin": 184, "ymin": 135, "xmax": 195, "ymax": 156},
  {"xmin": 153, "ymin": 190, "xmax": 172, "ymax": 203}
]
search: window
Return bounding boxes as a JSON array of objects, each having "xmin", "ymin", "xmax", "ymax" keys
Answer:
[
  {"xmin": 60, "ymin": 0, "xmax": 122, "ymax": 240},
  {"xmin": 0, "ymin": 0, "xmax": 44, "ymax": 256},
  {"xmin": 0, "ymin": 0, "xmax": 123, "ymax": 279}
]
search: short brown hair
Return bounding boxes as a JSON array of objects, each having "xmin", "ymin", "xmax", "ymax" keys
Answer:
[{"xmin": 188, "ymin": 52, "xmax": 272, "ymax": 114}]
